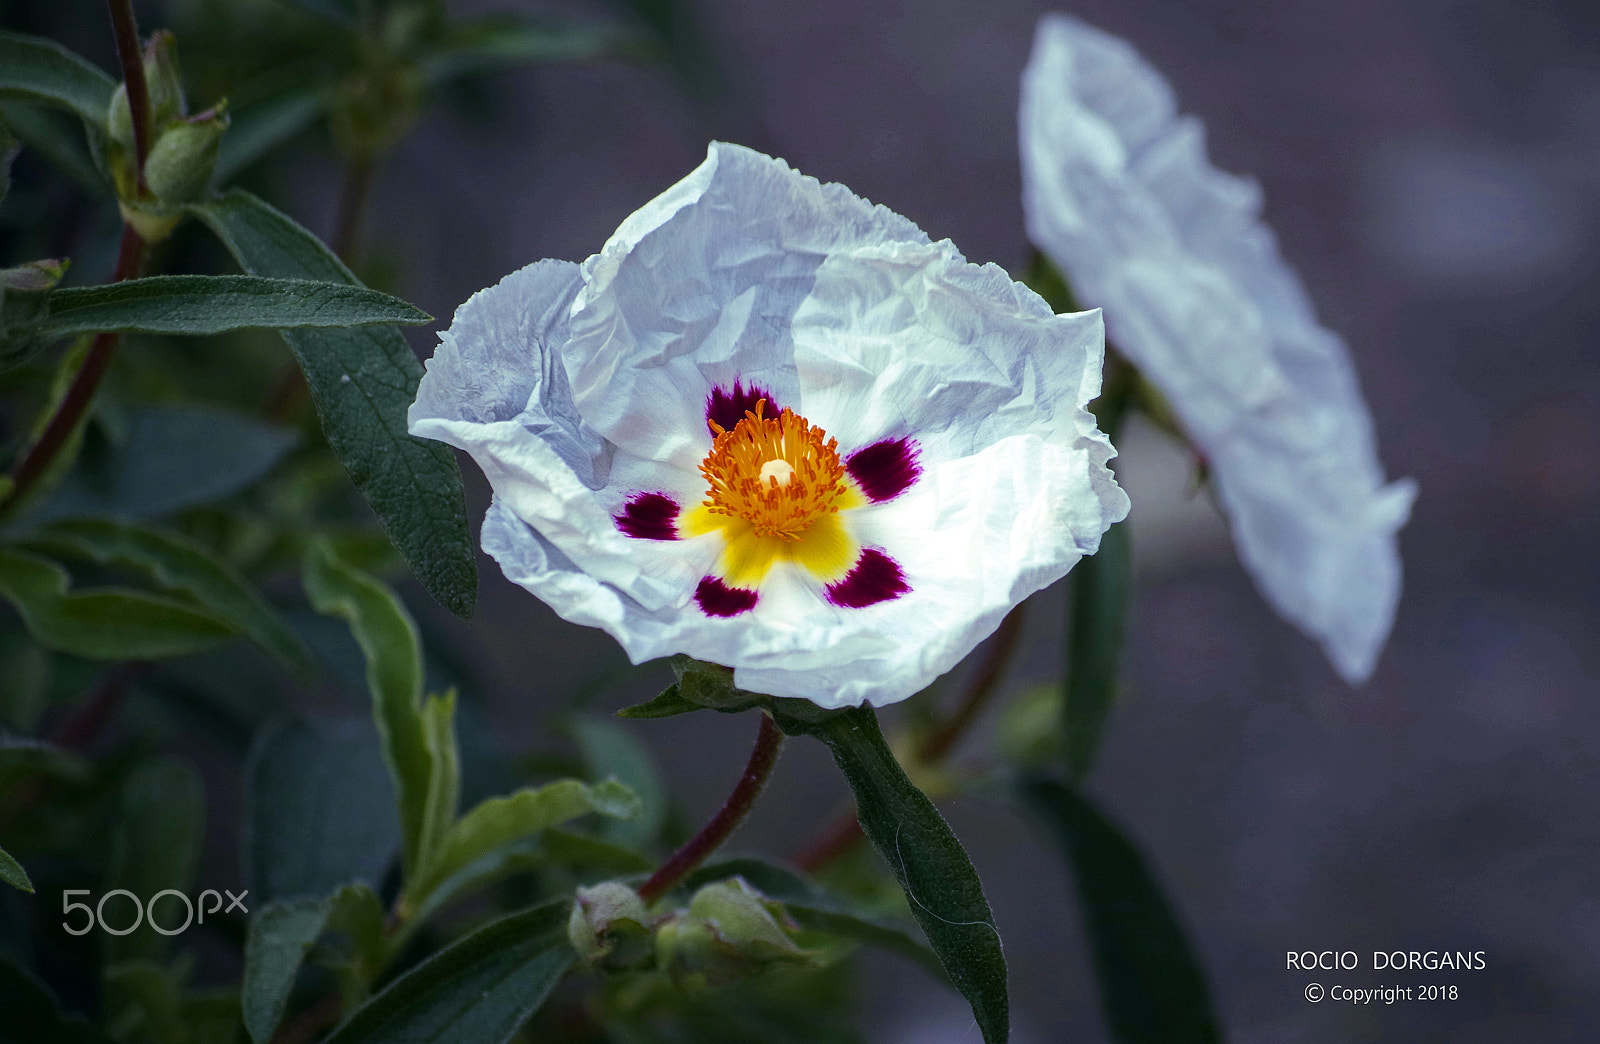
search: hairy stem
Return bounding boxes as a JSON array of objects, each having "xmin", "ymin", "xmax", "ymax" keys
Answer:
[
  {"xmin": 106, "ymin": 0, "xmax": 151, "ymax": 192},
  {"xmin": 332, "ymin": 155, "xmax": 375, "ymax": 266},
  {"xmin": 639, "ymin": 712, "xmax": 784, "ymax": 905},
  {"xmin": 0, "ymin": 225, "xmax": 146, "ymax": 514}
]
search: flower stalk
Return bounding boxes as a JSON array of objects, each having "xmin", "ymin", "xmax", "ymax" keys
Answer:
[
  {"xmin": 639, "ymin": 712, "xmax": 784, "ymax": 905},
  {"xmin": 105, "ymin": 0, "xmax": 151, "ymax": 192}
]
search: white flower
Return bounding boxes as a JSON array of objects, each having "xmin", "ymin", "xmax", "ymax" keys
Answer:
[
  {"xmin": 1019, "ymin": 14, "xmax": 1417, "ymax": 684},
  {"xmin": 410, "ymin": 142, "xmax": 1128, "ymax": 708}
]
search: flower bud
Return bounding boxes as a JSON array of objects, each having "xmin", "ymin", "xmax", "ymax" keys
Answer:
[
  {"xmin": 107, "ymin": 31, "xmax": 186, "ymax": 152},
  {"xmin": 144, "ymin": 104, "xmax": 228, "ymax": 205},
  {"xmin": 566, "ymin": 882, "xmax": 654, "ymax": 971},
  {"xmin": 655, "ymin": 878, "xmax": 816, "ymax": 989}
]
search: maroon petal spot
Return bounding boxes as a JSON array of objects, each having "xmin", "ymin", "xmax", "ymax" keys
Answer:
[
  {"xmin": 706, "ymin": 380, "xmax": 778, "ymax": 433},
  {"xmin": 695, "ymin": 576, "xmax": 759, "ymax": 617},
  {"xmin": 615, "ymin": 492, "xmax": 680, "ymax": 540},
  {"xmin": 826, "ymin": 548, "xmax": 910, "ymax": 608},
  {"xmin": 846, "ymin": 438, "xmax": 921, "ymax": 502}
]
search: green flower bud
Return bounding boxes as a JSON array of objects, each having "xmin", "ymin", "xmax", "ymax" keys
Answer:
[
  {"xmin": 106, "ymin": 31, "xmax": 186, "ymax": 152},
  {"xmin": 566, "ymin": 882, "xmax": 654, "ymax": 971},
  {"xmin": 144, "ymin": 104, "xmax": 228, "ymax": 205},
  {"xmin": 655, "ymin": 878, "xmax": 817, "ymax": 989}
]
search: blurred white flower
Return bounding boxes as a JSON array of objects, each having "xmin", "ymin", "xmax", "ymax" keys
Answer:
[
  {"xmin": 411, "ymin": 142, "xmax": 1127, "ymax": 707},
  {"xmin": 1020, "ymin": 14, "xmax": 1416, "ymax": 684}
]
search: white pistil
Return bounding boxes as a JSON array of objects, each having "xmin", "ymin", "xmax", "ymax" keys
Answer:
[{"xmin": 759, "ymin": 458, "xmax": 795, "ymax": 487}]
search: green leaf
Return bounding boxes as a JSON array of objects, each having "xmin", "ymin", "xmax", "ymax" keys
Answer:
[
  {"xmin": 303, "ymin": 541, "xmax": 446, "ymax": 883},
  {"xmin": 0, "ymin": 545, "xmax": 236, "ymax": 660},
  {"xmin": 422, "ymin": 15, "xmax": 651, "ymax": 83},
  {"xmin": 685, "ymin": 858, "xmax": 948, "ymax": 984},
  {"xmin": 213, "ymin": 88, "xmax": 325, "ymax": 185},
  {"xmin": 1019, "ymin": 778, "xmax": 1220, "ymax": 1044},
  {"xmin": 0, "ymin": 953, "xmax": 111, "ymax": 1044},
  {"xmin": 0, "ymin": 33, "xmax": 116, "ymax": 128},
  {"xmin": 275, "ymin": 0, "xmax": 358, "ymax": 25},
  {"xmin": 22, "ymin": 275, "xmax": 430, "ymax": 339},
  {"xmin": 0, "ymin": 631, "xmax": 52, "ymax": 732},
  {"xmin": 24, "ymin": 517, "xmax": 314, "ymax": 680},
  {"xmin": 0, "ymin": 843, "xmax": 33, "ymax": 893},
  {"xmin": 570, "ymin": 715, "xmax": 666, "ymax": 850},
  {"xmin": 773, "ymin": 705, "xmax": 1009, "ymax": 1044},
  {"xmin": 1063, "ymin": 519, "xmax": 1131, "ymax": 782},
  {"xmin": 106, "ymin": 759, "xmax": 205, "ymax": 962},
  {"xmin": 193, "ymin": 189, "xmax": 476, "ymax": 619},
  {"xmin": 403, "ymin": 777, "xmax": 639, "ymax": 922},
  {"xmin": 0, "ymin": 101, "xmax": 103, "ymax": 191},
  {"xmin": 615, "ymin": 682, "xmax": 700, "ymax": 720},
  {"xmin": 242, "ymin": 884, "xmax": 383, "ymax": 1044},
  {"xmin": 244, "ymin": 716, "xmax": 401, "ymax": 903},
  {"xmin": 32, "ymin": 405, "xmax": 298, "ymax": 522},
  {"xmin": 1, "ymin": 115, "xmax": 17, "ymax": 203},
  {"xmin": 324, "ymin": 899, "xmax": 573, "ymax": 1044}
]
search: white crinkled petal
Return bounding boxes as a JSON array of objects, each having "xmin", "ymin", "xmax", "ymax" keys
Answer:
[
  {"xmin": 414, "ymin": 142, "xmax": 1130, "ymax": 707},
  {"xmin": 1020, "ymin": 13, "xmax": 1416, "ymax": 683}
]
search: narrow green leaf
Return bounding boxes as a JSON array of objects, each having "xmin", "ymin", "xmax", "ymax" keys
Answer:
[
  {"xmin": 277, "ymin": 0, "xmax": 358, "ymax": 24},
  {"xmin": 193, "ymin": 189, "xmax": 476, "ymax": 619},
  {"xmin": 0, "ymin": 33, "xmax": 116, "ymax": 128},
  {"xmin": 615, "ymin": 682, "xmax": 700, "ymax": 719},
  {"xmin": 686, "ymin": 858, "xmax": 948, "ymax": 984},
  {"xmin": 773, "ymin": 706, "xmax": 1009, "ymax": 1044},
  {"xmin": 416, "ymin": 689, "xmax": 461, "ymax": 882},
  {"xmin": 24, "ymin": 517, "xmax": 314, "ymax": 680},
  {"xmin": 213, "ymin": 88, "xmax": 324, "ymax": 185},
  {"xmin": 242, "ymin": 884, "xmax": 383, "ymax": 1044},
  {"xmin": 0, "ymin": 101, "xmax": 103, "ymax": 191},
  {"xmin": 243, "ymin": 716, "xmax": 400, "ymax": 903},
  {"xmin": 422, "ymin": 15, "xmax": 651, "ymax": 83},
  {"xmin": 1019, "ymin": 778, "xmax": 1220, "ymax": 1044},
  {"xmin": 1064, "ymin": 519, "xmax": 1131, "ymax": 782},
  {"xmin": 0, "ymin": 953, "xmax": 112, "ymax": 1044},
  {"xmin": 106, "ymin": 759, "xmax": 205, "ymax": 962},
  {"xmin": 570, "ymin": 715, "xmax": 666, "ymax": 849},
  {"xmin": 0, "ymin": 843, "xmax": 33, "ymax": 893},
  {"xmin": 404, "ymin": 778, "xmax": 639, "ymax": 921},
  {"xmin": 0, "ymin": 546, "xmax": 235, "ymax": 660},
  {"xmin": 302, "ymin": 541, "xmax": 436, "ymax": 881},
  {"xmin": 28, "ymin": 275, "xmax": 430, "ymax": 339},
  {"xmin": 324, "ymin": 899, "xmax": 573, "ymax": 1044}
]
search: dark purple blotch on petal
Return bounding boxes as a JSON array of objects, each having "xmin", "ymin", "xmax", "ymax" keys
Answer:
[
  {"xmin": 706, "ymin": 381, "xmax": 778, "ymax": 433},
  {"xmin": 846, "ymin": 438, "xmax": 921, "ymax": 502},
  {"xmin": 826, "ymin": 548, "xmax": 910, "ymax": 608},
  {"xmin": 695, "ymin": 576, "xmax": 759, "ymax": 617},
  {"xmin": 615, "ymin": 493, "xmax": 680, "ymax": 540}
]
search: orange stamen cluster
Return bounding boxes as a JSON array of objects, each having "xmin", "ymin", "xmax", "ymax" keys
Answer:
[{"xmin": 699, "ymin": 400, "xmax": 848, "ymax": 541}]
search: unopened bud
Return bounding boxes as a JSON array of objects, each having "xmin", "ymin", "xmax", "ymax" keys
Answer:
[
  {"xmin": 106, "ymin": 31, "xmax": 187, "ymax": 152},
  {"xmin": 144, "ymin": 104, "xmax": 228, "ymax": 204},
  {"xmin": 566, "ymin": 882, "xmax": 654, "ymax": 971},
  {"xmin": 655, "ymin": 878, "xmax": 816, "ymax": 989}
]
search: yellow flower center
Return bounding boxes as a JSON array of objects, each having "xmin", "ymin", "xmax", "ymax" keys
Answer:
[
  {"xmin": 680, "ymin": 400, "xmax": 864, "ymax": 588},
  {"xmin": 699, "ymin": 401, "xmax": 848, "ymax": 539}
]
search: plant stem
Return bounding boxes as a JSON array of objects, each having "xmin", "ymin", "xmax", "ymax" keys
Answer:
[
  {"xmin": 332, "ymin": 155, "xmax": 375, "ymax": 266},
  {"xmin": 638, "ymin": 712, "xmax": 784, "ymax": 905},
  {"xmin": 0, "ymin": 225, "xmax": 146, "ymax": 514},
  {"xmin": 106, "ymin": 0, "xmax": 151, "ymax": 193}
]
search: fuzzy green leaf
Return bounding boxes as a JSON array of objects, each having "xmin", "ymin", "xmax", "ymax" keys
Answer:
[
  {"xmin": 0, "ymin": 33, "xmax": 116, "ymax": 128},
  {"xmin": 242, "ymin": 884, "xmax": 383, "ymax": 1044},
  {"xmin": 303, "ymin": 541, "xmax": 446, "ymax": 884},
  {"xmin": 615, "ymin": 682, "xmax": 701, "ymax": 720},
  {"xmin": 1020, "ymin": 778, "xmax": 1220, "ymax": 1044},
  {"xmin": 324, "ymin": 899, "xmax": 573, "ymax": 1044},
  {"xmin": 404, "ymin": 778, "xmax": 639, "ymax": 922},
  {"xmin": 25, "ymin": 275, "xmax": 429, "ymax": 339},
  {"xmin": 24, "ymin": 517, "xmax": 313, "ymax": 680},
  {"xmin": 0, "ymin": 843, "xmax": 33, "ymax": 893},
  {"xmin": 1064, "ymin": 519, "xmax": 1131, "ymax": 781},
  {"xmin": 0, "ymin": 101, "xmax": 102, "ymax": 190},
  {"xmin": 0, "ymin": 545, "xmax": 235, "ymax": 660},
  {"xmin": 774, "ymin": 705, "xmax": 1009, "ymax": 1044},
  {"xmin": 213, "ymin": 88, "xmax": 324, "ymax": 185},
  {"xmin": 570, "ymin": 715, "xmax": 666, "ymax": 850},
  {"xmin": 107, "ymin": 759, "xmax": 205, "ymax": 963},
  {"xmin": 193, "ymin": 189, "xmax": 476, "ymax": 618}
]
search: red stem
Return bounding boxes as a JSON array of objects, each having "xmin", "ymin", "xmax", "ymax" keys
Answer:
[
  {"xmin": 106, "ymin": 0, "xmax": 152, "ymax": 193},
  {"xmin": 1, "ymin": 226, "xmax": 146, "ymax": 514},
  {"xmin": 638, "ymin": 712, "xmax": 784, "ymax": 905}
]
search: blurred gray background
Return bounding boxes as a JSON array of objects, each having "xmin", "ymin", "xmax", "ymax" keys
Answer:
[{"xmin": 30, "ymin": 0, "xmax": 1600, "ymax": 1039}]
